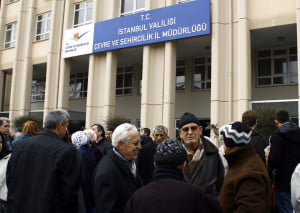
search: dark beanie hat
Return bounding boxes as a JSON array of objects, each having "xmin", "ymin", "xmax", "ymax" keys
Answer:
[
  {"xmin": 219, "ymin": 121, "xmax": 252, "ymax": 147},
  {"xmin": 154, "ymin": 139, "xmax": 187, "ymax": 167},
  {"xmin": 178, "ymin": 112, "xmax": 201, "ymax": 129}
]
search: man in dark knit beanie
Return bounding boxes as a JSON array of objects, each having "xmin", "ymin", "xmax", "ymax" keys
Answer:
[
  {"xmin": 219, "ymin": 122, "xmax": 271, "ymax": 213},
  {"xmin": 178, "ymin": 112, "xmax": 224, "ymax": 197},
  {"xmin": 125, "ymin": 139, "xmax": 223, "ymax": 213}
]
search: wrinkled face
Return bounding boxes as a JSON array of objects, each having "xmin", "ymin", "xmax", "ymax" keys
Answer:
[
  {"xmin": 0, "ymin": 121, "xmax": 10, "ymax": 135},
  {"xmin": 153, "ymin": 130, "xmax": 168, "ymax": 145},
  {"xmin": 179, "ymin": 123, "xmax": 202, "ymax": 149},
  {"xmin": 118, "ymin": 130, "xmax": 141, "ymax": 161}
]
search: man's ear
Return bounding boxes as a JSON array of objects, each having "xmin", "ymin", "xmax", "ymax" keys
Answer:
[
  {"xmin": 153, "ymin": 162, "xmax": 157, "ymax": 168},
  {"xmin": 274, "ymin": 120, "xmax": 280, "ymax": 126}
]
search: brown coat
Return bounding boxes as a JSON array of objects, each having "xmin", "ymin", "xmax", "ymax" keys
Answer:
[{"xmin": 220, "ymin": 143, "xmax": 271, "ymax": 213}]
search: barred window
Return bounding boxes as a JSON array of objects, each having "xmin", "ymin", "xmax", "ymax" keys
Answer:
[
  {"xmin": 257, "ymin": 47, "xmax": 298, "ymax": 86},
  {"xmin": 193, "ymin": 57, "xmax": 211, "ymax": 90},
  {"xmin": 177, "ymin": 0, "xmax": 193, "ymax": 3},
  {"xmin": 31, "ymin": 80, "xmax": 45, "ymax": 101}
]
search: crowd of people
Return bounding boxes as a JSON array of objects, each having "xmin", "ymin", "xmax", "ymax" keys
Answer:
[{"xmin": 0, "ymin": 108, "xmax": 298, "ymax": 213}]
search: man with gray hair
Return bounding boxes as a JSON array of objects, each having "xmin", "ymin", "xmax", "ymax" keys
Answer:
[
  {"xmin": 93, "ymin": 123, "xmax": 143, "ymax": 213},
  {"xmin": 137, "ymin": 125, "xmax": 169, "ymax": 184},
  {"xmin": 6, "ymin": 110, "xmax": 82, "ymax": 213}
]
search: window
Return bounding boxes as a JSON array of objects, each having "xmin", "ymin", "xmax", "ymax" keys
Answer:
[
  {"xmin": 69, "ymin": 72, "xmax": 88, "ymax": 99},
  {"xmin": 193, "ymin": 57, "xmax": 211, "ymax": 90},
  {"xmin": 74, "ymin": 0, "xmax": 93, "ymax": 28},
  {"xmin": 177, "ymin": 0, "xmax": 193, "ymax": 3},
  {"xmin": 7, "ymin": 0, "xmax": 18, "ymax": 3},
  {"xmin": 116, "ymin": 66, "xmax": 133, "ymax": 95},
  {"xmin": 257, "ymin": 47, "xmax": 298, "ymax": 86},
  {"xmin": 31, "ymin": 80, "xmax": 45, "ymax": 101},
  {"xmin": 176, "ymin": 60, "xmax": 185, "ymax": 92},
  {"xmin": 35, "ymin": 12, "xmax": 51, "ymax": 41},
  {"xmin": 4, "ymin": 22, "xmax": 17, "ymax": 48},
  {"xmin": 121, "ymin": 0, "xmax": 145, "ymax": 16}
]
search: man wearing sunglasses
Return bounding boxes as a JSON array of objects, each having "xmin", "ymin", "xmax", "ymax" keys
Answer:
[{"xmin": 178, "ymin": 112, "xmax": 224, "ymax": 197}]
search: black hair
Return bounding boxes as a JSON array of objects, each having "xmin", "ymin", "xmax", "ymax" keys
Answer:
[
  {"xmin": 92, "ymin": 124, "xmax": 106, "ymax": 138},
  {"xmin": 275, "ymin": 109, "xmax": 290, "ymax": 124},
  {"xmin": 142, "ymin": 128, "xmax": 151, "ymax": 136}
]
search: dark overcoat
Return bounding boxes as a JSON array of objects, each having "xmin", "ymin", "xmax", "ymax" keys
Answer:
[
  {"xmin": 93, "ymin": 149, "xmax": 143, "ymax": 213},
  {"xmin": 183, "ymin": 136, "xmax": 224, "ymax": 197},
  {"xmin": 125, "ymin": 166, "xmax": 223, "ymax": 213},
  {"xmin": 6, "ymin": 130, "xmax": 82, "ymax": 213}
]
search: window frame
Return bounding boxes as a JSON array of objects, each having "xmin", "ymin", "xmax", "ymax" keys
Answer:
[
  {"xmin": 69, "ymin": 72, "xmax": 88, "ymax": 99},
  {"xmin": 256, "ymin": 46, "xmax": 298, "ymax": 87},
  {"xmin": 192, "ymin": 56, "xmax": 211, "ymax": 91},
  {"xmin": 177, "ymin": 0, "xmax": 193, "ymax": 3},
  {"xmin": 176, "ymin": 60, "xmax": 186, "ymax": 92},
  {"xmin": 73, "ymin": 0, "xmax": 93, "ymax": 28},
  {"xmin": 116, "ymin": 66, "xmax": 134, "ymax": 96},
  {"xmin": 31, "ymin": 80, "xmax": 45, "ymax": 102},
  {"xmin": 120, "ymin": 0, "xmax": 145, "ymax": 16},
  {"xmin": 4, "ymin": 22, "xmax": 17, "ymax": 49},
  {"xmin": 35, "ymin": 12, "xmax": 51, "ymax": 41}
]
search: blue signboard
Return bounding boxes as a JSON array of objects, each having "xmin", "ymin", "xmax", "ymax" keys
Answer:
[{"xmin": 93, "ymin": 0, "xmax": 210, "ymax": 53}]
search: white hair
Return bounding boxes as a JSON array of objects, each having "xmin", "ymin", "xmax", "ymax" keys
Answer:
[
  {"xmin": 84, "ymin": 129, "xmax": 97, "ymax": 142},
  {"xmin": 111, "ymin": 123, "xmax": 138, "ymax": 147}
]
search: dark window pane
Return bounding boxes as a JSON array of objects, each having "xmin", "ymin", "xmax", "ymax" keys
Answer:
[
  {"xmin": 116, "ymin": 89, "xmax": 122, "ymax": 95},
  {"xmin": 176, "ymin": 60, "xmax": 185, "ymax": 66},
  {"xmin": 273, "ymin": 76, "xmax": 287, "ymax": 84},
  {"xmin": 176, "ymin": 67, "xmax": 185, "ymax": 76},
  {"xmin": 274, "ymin": 49, "xmax": 286, "ymax": 56},
  {"xmin": 124, "ymin": 88, "xmax": 132, "ymax": 94},
  {"xmin": 195, "ymin": 57, "xmax": 205, "ymax": 64},
  {"xmin": 125, "ymin": 66, "xmax": 134, "ymax": 72},
  {"xmin": 274, "ymin": 58, "xmax": 287, "ymax": 74},
  {"xmin": 124, "ymin": 74, "xmax": 133, "ymax": 87},
  {"xmin": 258, "ymin": 50, "xmax": 271, "ymax": 57},
  {"xmin": 206, "ymin": 82, "xmax": 211, "ymax": 89},
  {"xmin": 194, "ymin": 65, "xmax": 205, "ymax": 74},
  {"xmin": 116, "ymin": 75, "xmax": 123, "ymax": 88},
  {"xmin": 207, "ymin": 66, "xmax": 211, "ymax": 80},
  {"xmin": 258, "ymin": 78, "xmax": 271, "ymax": 86},
  {"xmin": 258, "ymin": 59, "xmax": 271, "ymax": 76},
  {"xmin": 290, "ymin": 47, "xmax": 297, "ymax": 55}
]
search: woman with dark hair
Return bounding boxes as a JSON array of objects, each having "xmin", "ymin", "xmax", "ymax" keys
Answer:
[{"xmin": 0, "ymin": 133, "xmax": 12, "ymax": 212}]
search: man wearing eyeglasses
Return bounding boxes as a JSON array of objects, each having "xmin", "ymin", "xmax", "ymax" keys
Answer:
[
  {"xmin": 178, "ymin": 112, "xmax": 224, "ymax": 197},
  {"xmin": 137, "ymin": 125, "xmax": 169, "ymax": 184},
  {"xmin": 93, "ymin": 123, "xmax": 143, "ymax": 213}
]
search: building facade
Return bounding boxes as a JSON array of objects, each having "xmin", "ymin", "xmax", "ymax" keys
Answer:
[{"xmin": 0, "ymin": 0, "xmax": 298, "ymax": 138}]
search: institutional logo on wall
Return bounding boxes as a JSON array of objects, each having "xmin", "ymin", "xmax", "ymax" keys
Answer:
[{"xmin": 63, "ymin": 24, "xmax": 94, "ymax": 58}]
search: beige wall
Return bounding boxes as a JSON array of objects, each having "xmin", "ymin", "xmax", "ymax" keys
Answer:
[{"xmin": 248, "ymin": 0, "xmax": 296, "ymax": 29}]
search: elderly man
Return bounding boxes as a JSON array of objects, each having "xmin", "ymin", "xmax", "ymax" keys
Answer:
[
  {"xmin": 6, "ymin": 110, "xmax": 82, "ymax": 213},
  {"xmin": 93, "ymin": 123, "xmax": 143, "ymax": 213},
  {"xmin": 178, "ymin": 112, "xmax": 224, "ymax": 197},
  {"xmin": 126, "ymin": 139, "xmax": 223, "ymax": 213},
  {"xmin": 137, "ymin": 125, "xmax": 169, "ymax": 184}
]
